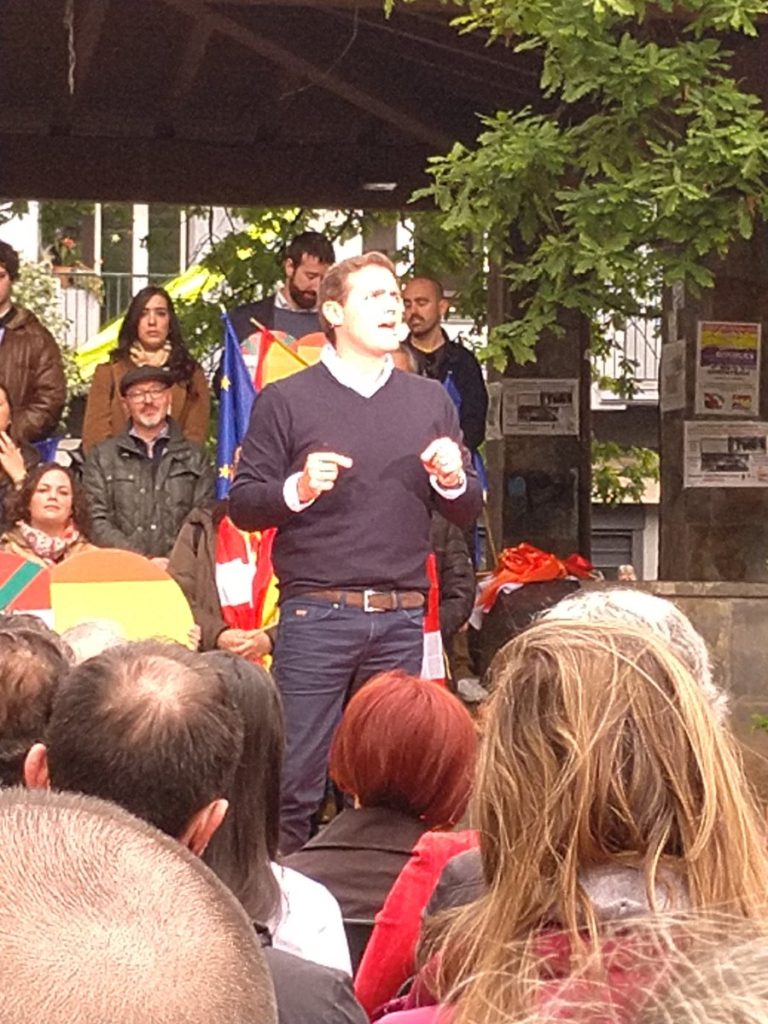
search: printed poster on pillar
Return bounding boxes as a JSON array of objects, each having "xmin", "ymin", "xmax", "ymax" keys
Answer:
[{"xmin": 695, "ymin": 321, "xmax": 761, "ymax": 417}]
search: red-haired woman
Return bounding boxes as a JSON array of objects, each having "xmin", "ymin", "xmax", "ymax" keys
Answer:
[{"xmin": 284, "ymin": 671, "xmax": 477, "ymax": 994}]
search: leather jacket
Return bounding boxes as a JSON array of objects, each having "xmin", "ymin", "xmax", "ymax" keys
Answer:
[
  {"xmin": 0, "ymin": 306, "xmax": 66, "ymax": 442},
  {"xmin": 83, "ymin": 421, "xmax": 214, "ymax": 557}
]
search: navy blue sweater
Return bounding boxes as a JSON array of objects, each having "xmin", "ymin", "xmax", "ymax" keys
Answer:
[{"xmin": 230, "ymin": 363, "xmax": 482, "ymax": 601}]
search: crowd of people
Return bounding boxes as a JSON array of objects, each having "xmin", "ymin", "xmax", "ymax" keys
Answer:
[
  {"xmin": 0, "ymin": 582, "xmax": 766, "ymax": 1024},
  {"xmin": 1, "ymin": 233, "xmax": 766, "ymax": 1024}
]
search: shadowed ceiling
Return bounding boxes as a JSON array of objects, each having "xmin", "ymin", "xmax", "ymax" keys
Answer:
[{"xmin": 0, "ymin": 0, "xmax": 543, "ymax": 207}]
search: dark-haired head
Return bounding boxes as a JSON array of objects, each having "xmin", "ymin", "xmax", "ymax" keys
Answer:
[
  {"xmin": 37, "ymin": 640, "xmax": 244, "ymax": 842},
  {"xmin": 202, "ymin": 652, "xmax": 283, "ymax": 926},
  {"xmin": 114, "ymin": 286, "xmax": 196, "ymax": 381},
  {"xmin": 282, "ymin": 231, "xmax": 335, "ymax": 269},
  {"xmin": 0, "ymin": 241, "xmax": 20, "ymax": 281},
  {"xmin": 5, "ymin": 463, "xmax": 89, "ymax": 537},
  {"xmin": 331, "ymin": 671, "xmax": 477, "ymax": 828},
  {"xmin": 0, "ymin": 628, "xmax": 70, "ymax": 786}
]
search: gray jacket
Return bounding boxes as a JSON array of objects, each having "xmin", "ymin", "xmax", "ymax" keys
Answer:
[{"xmin": 83, "ymin": 421, "xmax": 214, "ymax": 557}]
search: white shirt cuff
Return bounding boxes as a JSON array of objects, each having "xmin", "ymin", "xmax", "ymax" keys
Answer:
[
  {"xmin": 430, "ymin": 472, "xmax": 468, "ymax": 500},
  {"xmin": 283, "ymin": 472, "xmax": 316, "ymax": 512}
]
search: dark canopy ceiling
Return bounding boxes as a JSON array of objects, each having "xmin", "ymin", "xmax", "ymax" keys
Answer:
[{"xmin": 0, "ymin": 0, "xmax": 543, "ymax": 207}]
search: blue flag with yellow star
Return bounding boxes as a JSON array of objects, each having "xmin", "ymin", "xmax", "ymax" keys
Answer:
[{"xmin": 216, "ymin": 313, "xmax": 256, "ymax": 498}]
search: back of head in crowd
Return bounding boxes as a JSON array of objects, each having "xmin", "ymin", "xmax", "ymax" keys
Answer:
[
  {"xmin": 331, "ymin": 671, "xmax": 477, "ymax": 828},
  {"xmin": 24, "ymin": 640, "xmax": 244, "ymax": 849},
  {"xmin": 431, "ymin": 618, "xmax": 768, "ymax": 1024},
  {"xmin": 542, "ymin": 586, "xmax": 724, "ymax": 718},
  {"xmin": 0, "ymin": 627, "xmax": 69, "ymax": 786},
  {"xmin": 0, "ymin": 787, "xmax": 276, "ymax": 1024},
  {"xmin": 202, "ymin": 653, "xmax": 283, "ymax": 927}
]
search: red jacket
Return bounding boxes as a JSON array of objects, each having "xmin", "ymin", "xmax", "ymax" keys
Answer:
[{"xmin": 354, "ymin": 830, "xmax": 478, "ymax": 1018}]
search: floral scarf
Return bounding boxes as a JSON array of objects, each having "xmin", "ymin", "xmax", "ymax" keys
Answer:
[
  {"xmin": 129, "ymin": 340, "xmax": 172, "ymax": 368},
  {"xmin": 17, "ymin": 520, "xmax": 81, "ymax": 564}
]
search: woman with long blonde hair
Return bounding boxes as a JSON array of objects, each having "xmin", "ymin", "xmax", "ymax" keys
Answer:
[{"xmin": 395, "ymin": 618, "xmax": 768, "ymax": 1024}]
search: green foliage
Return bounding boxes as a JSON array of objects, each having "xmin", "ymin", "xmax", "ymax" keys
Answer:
[
  {"xmin": 405, "ymin": 0, "xmax": 768, "ymax": 370},
  {"xmin": 173, "ymin": 208, "xmax": 371, "ymax": 371},
  {"xmin": 13, "ymin": 261, "xmax": 69, "ymax": 342},
  {"xmin": 173, "ymin": 207, "xmax": 478, "ymax": 371},
  {"xmin": 38, "ymin": 200, "xmax": 93, "ymax": 250},
  {"xmin": 752, "ymin": 714, "xmax": 768, "ymax": 735},
  {"xmin": 591, "ymin": 439, "xmax": 659, "ymax": 505},
  {"xmin": 0, "ymin": 200, "xmax": 29, "ymax": 228},
  {"xmin": 13, "ymin": 261, "xmax": 84, "ymax": 422}
]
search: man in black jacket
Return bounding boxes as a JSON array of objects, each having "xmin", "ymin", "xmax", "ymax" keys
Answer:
[
  {"xmin": 403, "ymin": 276, "xmax": 488, "ymax": 455},
  {"xmin": 230, "ymin": 231, "xmax": 336, "ymax": 344}
]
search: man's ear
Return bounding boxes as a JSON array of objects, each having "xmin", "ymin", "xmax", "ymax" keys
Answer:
[
  {"xmin": 438, "ymin": 297, "xmax": 450, "ymax": 320},
  {"xmin": 178, "ymin": 798, "xmax": 229, "ymax": 856},
  {"xmin": 119, "ymin": 397, "xmax": 131, "ymax": 417},
  {"xmin": 24, "ymin": 743, "xmax": 51, "ymax": 789},
  {"xmin": 322, "ymin": 299, "xmax": 343, "ymax": 328},
  {"xmin": 283, "ymin": 257, "xmax": 295, "ymax": 279}
]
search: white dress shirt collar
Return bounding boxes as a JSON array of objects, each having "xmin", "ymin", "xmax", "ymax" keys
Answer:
[{"xmin": 320, "ymin": 343, "xmax": 393, "ymax": 398}]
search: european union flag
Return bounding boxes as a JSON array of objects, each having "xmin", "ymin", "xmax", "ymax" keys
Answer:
[{"xmin": 216, "ymin": 313, "xmax": 256, "ymax": 498}]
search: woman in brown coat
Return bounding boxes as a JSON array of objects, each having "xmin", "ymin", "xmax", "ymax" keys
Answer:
[{"xmin": 82, "ymin": 286, "xmax": 210, "ymax": 453}]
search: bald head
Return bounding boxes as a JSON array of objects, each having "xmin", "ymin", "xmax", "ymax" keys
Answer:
[
  {"xmin": 36, "ymin": 641, "xmax": 244, "ymax": 838},
  {"xmin": 0, "ymin": 787, "xmax": 276, "ymax": 1024},
  {"xmin": 403, "ymin": 276, "xmax": 448, "ymax": 349}
]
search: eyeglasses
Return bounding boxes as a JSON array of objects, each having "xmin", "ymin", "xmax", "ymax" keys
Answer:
[{"xmin": 125, "ymin": 386, "xmax": 170, "ymax": 402}]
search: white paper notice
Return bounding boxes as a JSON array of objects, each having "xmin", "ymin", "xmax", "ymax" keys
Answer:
[
  {"xmin": 501, "ymin": 379, "xmax": 579, "ymax": 436},
  {"xmin": 684, "ymin": 420, "xmax": 768, "ymax": 488}
]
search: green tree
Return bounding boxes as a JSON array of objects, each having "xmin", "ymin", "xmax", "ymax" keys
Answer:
[{"xmin": 399, "ymin": 0, "xmax": 768, "ymax": 370}]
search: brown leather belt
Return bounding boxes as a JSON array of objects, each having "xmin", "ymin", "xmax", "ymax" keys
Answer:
[{"xmin": 305, "ymin": 589, "xmax": 426, "ymax": 612}]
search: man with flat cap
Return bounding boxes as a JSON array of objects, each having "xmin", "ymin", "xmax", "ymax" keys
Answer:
[{"xmin": 83, "ymin": 365, "xmax": 214, "ymax": 568}]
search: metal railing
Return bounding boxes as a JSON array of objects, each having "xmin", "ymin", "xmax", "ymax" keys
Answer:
[
  {"xmin": 56, "ymin": 271, "xmax": 169, "ymax": 349},
  {"xmin": 593, "ymin": 316, "xmax": 662, "ymax": 403}
]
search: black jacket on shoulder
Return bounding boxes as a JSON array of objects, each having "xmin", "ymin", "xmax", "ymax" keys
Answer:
[
  {"xmin": 404, "ymin": 330, "xmax": 488, "ymax": 452},
  {"xmin": 263, "ymin": 945, "xmax": 367, "ymax": 1024}
]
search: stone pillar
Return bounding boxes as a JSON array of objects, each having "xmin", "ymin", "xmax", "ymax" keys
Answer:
[
  {"xmin": 659, "ymin": 230, "xmax": 768, "ymax": 581},
  {"xmin": 485, "ymin": 263, "xmax": 592, "ymax": 559}
]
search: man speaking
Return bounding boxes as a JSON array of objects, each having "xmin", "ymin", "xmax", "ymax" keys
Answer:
[{"xmin": 230, "ymin": 252, "xmax": 481, "ymax": 851}]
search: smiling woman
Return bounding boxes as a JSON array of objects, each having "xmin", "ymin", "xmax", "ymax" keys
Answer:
[
  {"xmin": 81, "ymin": 286, "xmax": 210, "ymax": 453},
  {"xmin": 0, "ymin": 464, "xmax": 94, "ymax": 566}
]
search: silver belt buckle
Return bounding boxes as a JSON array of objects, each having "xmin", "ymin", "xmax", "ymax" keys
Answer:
[{"xmin": 363, "ymin": 589, "xmax": 383, "ymax": 612}]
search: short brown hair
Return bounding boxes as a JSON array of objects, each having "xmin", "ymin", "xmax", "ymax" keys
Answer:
[
  {"xmin": 0, "ymin": 629, "xmax": 69, "ymax": 785},
  {"xmin": 318, "ymin": 251, "xmax": 397, "ymax": 342},
  {"xmin": 330, "ymin": 670, "xmax": 477, "ymax": 827},
  {"xmin": 0, "ymin": 787, "xmax": 276, "ymax": 1024}
]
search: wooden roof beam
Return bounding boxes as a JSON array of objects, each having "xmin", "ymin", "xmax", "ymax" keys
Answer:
[{"xmin": 158, "ymin": 0, "xmax": 452, "ymax": 150}]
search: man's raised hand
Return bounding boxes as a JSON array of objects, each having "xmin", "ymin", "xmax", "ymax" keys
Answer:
[
  {"xmin": 420, "ymin": 437, "xmax": 465, "ymax": 490},
  {"xmin": 297, "ymin": 451, "xmax": 354, "ymax": 503}
]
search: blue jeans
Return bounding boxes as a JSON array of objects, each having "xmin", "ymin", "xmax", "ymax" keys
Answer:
[{"xmin": 273, "ymin": 596, "xmax": 424, "ymax": 853}]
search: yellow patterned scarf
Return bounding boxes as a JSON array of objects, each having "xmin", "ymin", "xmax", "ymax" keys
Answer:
[{"xmin": 129, "ymin": 341, "xmax": 172, "ymax": 367}]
